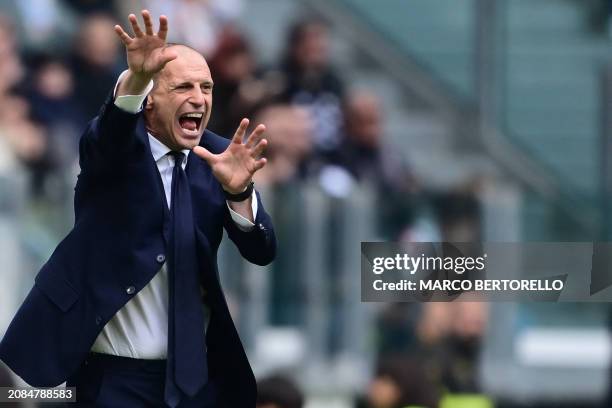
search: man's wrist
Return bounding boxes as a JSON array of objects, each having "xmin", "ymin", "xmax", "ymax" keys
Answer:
[
  {"xmin": 223, "ymin": 182, "xmax": 254, "ymax": 202},
  {"xmin": 116, "ymin": 70, "xmax": 154, "ymax": 97}
]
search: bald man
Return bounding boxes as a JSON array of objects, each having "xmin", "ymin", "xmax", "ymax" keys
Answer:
[{"xmin": 0, "ymin": 11, "xmax": 276, "ymax": 407}]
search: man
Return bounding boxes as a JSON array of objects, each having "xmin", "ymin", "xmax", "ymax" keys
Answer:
[{"xmin": 0, "ymin": 10, "xmax": 276, "ymax": 407}]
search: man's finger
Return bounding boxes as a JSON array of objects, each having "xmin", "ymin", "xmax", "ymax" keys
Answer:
[
  {"xmin": 114, "ymin": 25, "xmax": 133, "ymax": 45},
  {"xmin": 158, "ymin": 15, "xmax": 169, "ymax": 40},
  {"xmin": 252, "ymin": 158, "xmax": 267, "ymax": 172},
  {"xmin": 158, "ymin": 48, "xmax": 178, "ymax": 66},
  {"xmin": 192, "ymin": 146, "xmax": 215, "ymax": 164},
  {"xmin": 129, "ymin": 14, "xmax": 144, "ymax": 37},
  {"xmin": 232, "ymin": 118, "xmax": 249, "ymax": 144},
  {"xmin": 245, "ymin": 124, "xmax": 266, "ymax": 149},
  {"xmin": 251, "ymin": 138, "xmax": 268, "ymax": 158},
  {"xmin": 142, "ymin": 10, "xmax": 154, "ymax": 36}
]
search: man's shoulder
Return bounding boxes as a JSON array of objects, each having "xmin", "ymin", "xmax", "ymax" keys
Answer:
[{"xmin": 200, "ymin": 129, "xmax": 231, "ymax": 154}]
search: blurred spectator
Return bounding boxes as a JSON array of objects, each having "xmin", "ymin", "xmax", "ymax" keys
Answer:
[
  {"xmin": 272, "ymin": 17, "xmax": 344, "ymax": 153},
  {"xmin": 207, "ymin": 27, "xmax": 274, "ymax": 138},
  {"xmin": 26, "ymin": 55, "xmax": 84, "ymax": 164},
  {"xmin": 256, "ymin": 374, "xmax": 304, "ymax": 408},
  {"xmin": 253, "ymin": 104, "xmax": 314, "ymax": 188},
  {"xmin": 0, "ymin": 14, "xmax": 55, "ymax": 195},
  {"xmin": 436, "ymin": 294, "xmax": 488, "ymax": 394},
  {"xmin": 417, "ymin": 302, "xmax": 453, "ymax": 350},
  {"xmin": 335, "ymin": 91, "xmax": 415, "ymax": 192},
  {"xmin": 0, "ymin": 16, "xmax": 24, "ymax": 96},
  {"xmin": 431, "ymin": 189, "xmax": 481, "ymax": 242},
  {"xmin": 356, "ymin": 356, "xmax": 440, "ymax": 408},
  {"xmin": 69, "ymin": 13, "xmax": 122, "ymax": 120},
  {"xmin": 61, "ymin": 0, "xmax": 118, "ymax": 16},
  {"xmin": 143, "ymin": 0, "xmax": 244, "ymax": 56},
  {"xmin": 0, "ymin": 96, "xmax": 51, "ymax": 195},
  {"xmin": 1, "ymin": 0, "xmax": 64, "ymax": 50},
  {"xmin": 329, "ymin": 91, "xmax": 420, "ymax": 238},
  {"xmin": 375, "ymin": 303, "xmax": 422, "ymax": 359},
  {"xmin": 585, "ymin": 0, "xmax": 612, "ymax": 35},
  {"xmin": 0, "ymin": 96, "xmax": 48, "ymax": 167},
  {"xmin": 252, "ymin": 104, "xmax": 313, "ymax": 325}
]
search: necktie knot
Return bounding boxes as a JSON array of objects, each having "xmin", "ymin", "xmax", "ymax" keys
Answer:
[{"xmin": 169, "ymin": 151, "xmax": 185, "ymax": 167}]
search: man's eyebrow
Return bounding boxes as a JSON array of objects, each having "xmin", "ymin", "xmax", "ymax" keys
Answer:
[
  {"xmin": 170, "ymin": 80, "xmax": 214, "ymax": 88},
  {"xmin": 169, "ymin": 81, "xmax": 191, "ymax": 88}
]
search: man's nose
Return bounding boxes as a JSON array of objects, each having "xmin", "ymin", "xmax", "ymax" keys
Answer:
[{"xmin": 189, "ymin": 87, "xmax": 206, "ymax": 106}]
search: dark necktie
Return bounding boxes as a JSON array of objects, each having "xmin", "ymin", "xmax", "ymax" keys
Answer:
[{"xmin": 164, "ymin": 151, "xmax": 208, "ymax": 407}]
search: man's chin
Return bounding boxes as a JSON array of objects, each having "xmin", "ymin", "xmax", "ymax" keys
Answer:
[{"xmin": 174, "ymin": 131, "xmax": 203, "ymax": 150}]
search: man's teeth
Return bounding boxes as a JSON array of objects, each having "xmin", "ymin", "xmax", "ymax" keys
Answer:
[{"xmin": 183, "ymin": 113, "xmax": 203, "ymax": 118}]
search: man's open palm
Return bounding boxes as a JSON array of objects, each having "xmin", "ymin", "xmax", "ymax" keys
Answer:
[
  {"xmin": 114, "ymin": 10, "xmax": 177, "ymax": 78},
  {"xmin": 193, "ymin": 119, "xmax": 268, "ymax": 194}
]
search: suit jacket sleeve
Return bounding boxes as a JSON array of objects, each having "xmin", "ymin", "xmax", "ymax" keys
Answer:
[
  {"xmin": 78, "ymin": 92, "xmax": 143, "ymax": 175},
  {"xmin": 223, "ymin": 190, "xmax": 276, "ymax": 266}
]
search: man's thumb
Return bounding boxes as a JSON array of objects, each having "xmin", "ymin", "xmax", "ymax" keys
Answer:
[
  {"xmin": 193, "ymin": 146, "xmax": 214, "ymax": 164},
  {"xmin": 162, "ymin": 48, "xmax": 178, "ymax": 63}
]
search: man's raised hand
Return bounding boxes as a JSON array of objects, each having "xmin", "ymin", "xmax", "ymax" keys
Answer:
[
  {"xmin": 114, "ymin": 10, "xmax": 177, "ymax": 95},
  {"xmin": 193, "ymin": 119, "xmax": 268, "ymax": 194}
]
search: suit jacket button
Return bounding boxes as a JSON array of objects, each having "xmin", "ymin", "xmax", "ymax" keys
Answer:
[
  {"xmin": 258, "ymin": 223, "xmax": 265, "ymax": 231},
  {"xmin": 126, "ymin": 286, "xmax": 136, "ymax": 295},
  {"xmin": 95, "ymin": 316, "xmax": 102, "ymax": 325},
  {"xmin": 156, "ymin": 254, "xmax": 166, "ymax": 263}
]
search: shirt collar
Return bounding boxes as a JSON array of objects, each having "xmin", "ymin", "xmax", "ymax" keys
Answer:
[{"xmin": 148, "ymin": 133, "xmax": 191, "ymax": 164}]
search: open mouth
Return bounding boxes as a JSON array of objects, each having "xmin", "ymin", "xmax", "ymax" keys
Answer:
[{"xmin": 178, "ymin": 112, "xmax": 204, "ymax": 135}]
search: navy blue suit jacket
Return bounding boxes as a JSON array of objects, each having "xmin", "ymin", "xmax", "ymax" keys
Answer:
[{"xmin": 0, "ymin": 94, "xmax": 276, "ymax": 406}]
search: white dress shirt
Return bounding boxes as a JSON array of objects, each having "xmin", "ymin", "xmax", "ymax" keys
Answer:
[{"xmin": 90, "ymin": 72, "xmax": 257, "ymax": 359}]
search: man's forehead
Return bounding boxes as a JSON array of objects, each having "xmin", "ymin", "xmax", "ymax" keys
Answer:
[{"xmin": 162, "ymin": 54, "xmax": 212, "ymax": 83}]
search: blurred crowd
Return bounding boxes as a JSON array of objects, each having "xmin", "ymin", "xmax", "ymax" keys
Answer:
[
  {"xmin": 0, "ymin": 1, "xmax": 488, "ymax": 407},
  {"xmin": 254, "ymin": 298, "xmax": 490, "ymax": 408}
]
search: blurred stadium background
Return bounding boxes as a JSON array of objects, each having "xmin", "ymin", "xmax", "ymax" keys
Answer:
[{"xmin": 0, "ymin": 0, "xmax": 611, "ymax": 407}]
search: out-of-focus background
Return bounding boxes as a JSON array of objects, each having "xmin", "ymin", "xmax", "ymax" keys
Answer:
[{"xmin": 0, "ymin": 0, "xmax": 611, "ymax": 407}]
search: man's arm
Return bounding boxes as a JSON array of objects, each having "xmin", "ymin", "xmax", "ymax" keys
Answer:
[
  {"xmin": 80, "ymin": 11, "xmax": 176, "ymax": 172},
  {"xmin": 224, "ymin": 191, "xmax": 276, "ymax": 266}
]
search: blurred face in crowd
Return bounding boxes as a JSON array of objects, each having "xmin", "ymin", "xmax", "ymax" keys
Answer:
[
  {"xmin": 211, "ymin": 28, "xmax": 254, "ymax": 83},
  {"xmin": 0, "ymin": 15, "xmax": 15, "ymax": 55},
  {"xmin": 0, "ymin": 18, "xmax": 23, "ymax": 96},
  {"xmin": 221, "ymin": 50, "xmax": 254, "ymax": 82},
  {"xmin": 263, "ymin": 105, "xmax": 313, "ymax": 160},
  {"xmin": 345, "ymin": 92, "xmax": 383, "ymax": 148},
  {"xmin": 36, "ymin": 62, "xmax": 73, "ymax": 100},
  {"xmin": 368, "ymin": 375, "xmax": 401, "ymax": 408},
  {"xmin": 78, "ymin": 14, "xmax": 119, "ymax": 68},
  {"xmin": 294, "ymin": 22, "xmax": 330, "ymax": 70},
  {"xmin": 145, "ymin": 45, "xmax": 213, "ymax": 151},
  {"xmin": 452, "ymin": 300, "xmax": 488, "ymax": 340}
]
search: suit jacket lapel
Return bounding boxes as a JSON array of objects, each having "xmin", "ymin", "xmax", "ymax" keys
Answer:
[{"xmin": 136, "ymin": 115, "xmax": 170, "ymax": 222}]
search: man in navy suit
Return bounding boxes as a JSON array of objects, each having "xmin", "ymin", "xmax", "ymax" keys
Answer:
[{"xmin": 0, "ymin": 10, "xmax": 276, "ymax": 407}]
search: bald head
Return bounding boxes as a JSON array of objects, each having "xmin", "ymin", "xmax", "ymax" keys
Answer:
[{"xmin": 153, "ymin": 44, "xmax": 209, "ymax": 87}]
